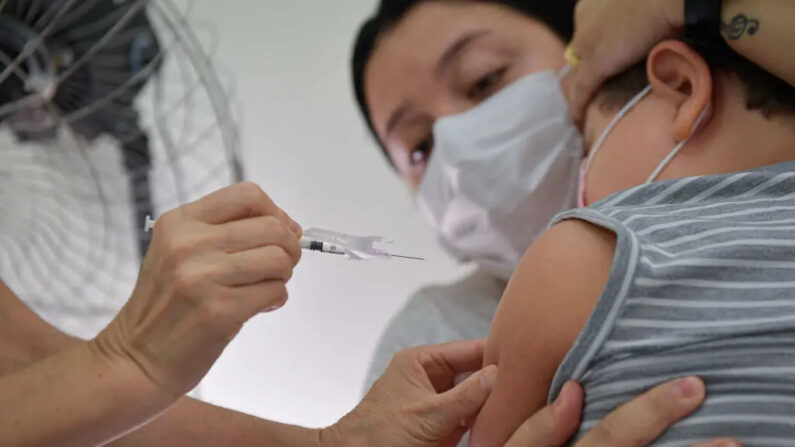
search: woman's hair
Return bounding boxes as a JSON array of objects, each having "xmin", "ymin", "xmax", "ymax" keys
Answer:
[{"xmin": 351, "ymin": 0, "xmax": 576, "ymax": 161}]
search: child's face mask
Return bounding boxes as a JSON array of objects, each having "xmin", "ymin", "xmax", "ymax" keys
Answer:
[{"xmin": 578, "ymin": 86, "xmax": 711, "ymax": 207}]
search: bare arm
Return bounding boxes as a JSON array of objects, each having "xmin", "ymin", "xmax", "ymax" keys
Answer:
[
  {"xmin": 0, "ymin": 182, "xmax": 321, "ymax": 446},
  {"xmin": 109, "ymin": 399, "xmax": 320, "ymax": 447},
  {"xmin": 719, "ymin": 0, "xmax": 795, "ymax": 86},
  {"xmin": 469, "ymin": 221, "xmax": 616, "ymax": 447},
  {"xmin": 564, "ymin": 0, "xmax": 795, "ymax": 120},
  {"xmin": 0, "ymin": 280, "xmax": 74, "ymax": 374},
  {"xmin": 0, "ymin": 182, "xmax": 501, "ymax": 447},
  {"xmin": 0, "ymin": 279, "xmax": 321, "ymax": 447},
  {"xmin": 0, "ymin": 324, "xmax": 167, "ymax": 446}
]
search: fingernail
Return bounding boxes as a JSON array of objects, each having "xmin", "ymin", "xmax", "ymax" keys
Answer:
[
  {"xmin": 480, "ymin": 365, "xmax": 498, "ymax": 391},
  {"xmin": 673, "ymin": 376, "xmax": 702, "ymax": 398},
  {"xmin": 290, "ymin": 220, "xmax": 303, "ymax": 238}
]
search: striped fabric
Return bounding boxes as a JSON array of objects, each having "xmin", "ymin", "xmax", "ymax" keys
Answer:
[{"xmin": 548, "ymin": 162, "xmax": 795, "ymax": 446}]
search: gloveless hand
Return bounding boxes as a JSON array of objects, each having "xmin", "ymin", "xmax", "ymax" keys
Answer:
[
  {"xmin": 92, "ymin": 182, "xmax": 303, "ymax": 402},
  {"xmin": 562, "ymin": 0, "xmax": 685, "ymax": 122},
  {"xmin": 323, "ymin": 340, "xmax": 498, "ymax": 447},
  {"xmin": 505, "ymin": 378, "xmax": 740, "ymax": 447}
]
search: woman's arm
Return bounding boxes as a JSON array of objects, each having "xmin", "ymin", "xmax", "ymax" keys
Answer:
[
  {"xmin": 564, "ymin": 0, "xmax": 795, "ymax": 119},
  {"xmin": 719, "ymin": 0, "xmax": 795, "ymax": 86},
  {"xmin": 0, "ymin": 339, "xmax": 170, "ymax": 447},
  {"xmin": 0, "ymin": 182, "xmax": 309, "ymax": 446},
  {"xmin": 109, "ymin": 399, "xmax": 321, "ymax": 447},
  {"xmin": 1, "ymin": 280, "xmax": 321, "ymax": 447},
  {"xmin": 0, "ymin": 280, "xmax": 76, "ymax": 374}
]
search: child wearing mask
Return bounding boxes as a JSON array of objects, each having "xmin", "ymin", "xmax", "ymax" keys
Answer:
[{"xmin": 468, "ymin": 37, "xmax": 795, "ymax": 447}]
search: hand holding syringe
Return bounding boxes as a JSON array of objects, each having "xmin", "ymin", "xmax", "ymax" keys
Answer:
[{"xmin": 145, "ymin": 216, "xmax": 424, "ymax": 261}]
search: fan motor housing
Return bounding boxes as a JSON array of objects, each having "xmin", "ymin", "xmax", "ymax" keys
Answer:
[{"xmin": 0, "ymin": 0, "xmax": 162, "ymax": 142}]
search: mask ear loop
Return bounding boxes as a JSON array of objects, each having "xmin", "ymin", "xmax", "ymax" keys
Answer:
[
  {"xmin": 557, "ymin": 64, "xmax": 572, "ymax": 80},
  {"xmin": 645, "ymin": 103, "xmax": 712, "ymax": 183},
  {"xmin": 582, "ymin": 85, "xmax": 653, "ymax": 177}
]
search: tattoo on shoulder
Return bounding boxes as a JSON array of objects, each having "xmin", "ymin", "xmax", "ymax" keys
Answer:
[{"xmin": 721, "ymin": 14, "xmax": 761, "ymax": 40}]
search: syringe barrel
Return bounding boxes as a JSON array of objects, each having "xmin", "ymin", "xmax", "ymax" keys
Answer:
[{"xmin": 300, "ymin": 238, "xmax": 345, "ymax": 255}]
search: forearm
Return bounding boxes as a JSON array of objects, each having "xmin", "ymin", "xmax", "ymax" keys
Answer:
[
  {"xmin": 0, "ymin": 341, "xmax": 169, "ymax": 447},
  {"xmin": 720, "ymin": 0, "xmax": 795, "ymax": 86},
  {"xmin": 27, "ymin": 339, "xmax": 321, "ymax": 447},
  {"xmin": 663, "ymin": 0, "xmax": 795, "ymax": 85},
  {"xmin": 8, "ymin": 331, "xmax": 323, "ymax": 447},
  {"xmin": 17, "ymin": 348, "xmax": 323, "ymax": 447},
  {"xmin": 1, "ymin": 282, "xmax": 323, "ymax": 447},
  {"xmin": 0, "ymin": 281, "xmax": 83, "ymax": 375},
  {"xmin": 109, "ymin": 397, "xmax": 323, "ymax": 447}
]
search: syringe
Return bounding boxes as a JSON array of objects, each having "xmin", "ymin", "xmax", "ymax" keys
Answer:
[
  {"xmin": 300, "ymin": 237, "xmax": 425, "ymax": 260},
  {"xmin": 145, "ymin": 216, "xmax": 424, "ymax": 260},
  {"xmin": 300, "ymin": 238, "xmax": 346, "ymax": 256}
]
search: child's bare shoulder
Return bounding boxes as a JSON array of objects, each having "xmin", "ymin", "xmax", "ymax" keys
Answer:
[
  {"xmin": 470, "ymin": 220, "xmax": 617, "ymax": 447},
  {"xmin": 510, "ymin": 219, "xmax": 616, "ymax": 295}
]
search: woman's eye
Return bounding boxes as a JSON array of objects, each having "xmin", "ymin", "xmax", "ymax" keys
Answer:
[
  {"xmin": 468, "ymin": 67, "xmax": 508, "ymax": 100},
  {"xmin": 410, "ymin": 137, "xmax": 433, "ymax": 167}
]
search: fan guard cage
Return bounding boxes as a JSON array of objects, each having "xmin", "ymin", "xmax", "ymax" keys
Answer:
[{"xmin": 0, "ymin": 0, "xmax": 242, "ymax": 338}]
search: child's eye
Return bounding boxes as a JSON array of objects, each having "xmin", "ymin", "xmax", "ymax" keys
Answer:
[
  {"xmin": 410, "ymin": 137, "xmax": 433, "ymax": 167},
  {"xmin": 468, "ymin": 67, "xmax": 508, "ymax": 101}
]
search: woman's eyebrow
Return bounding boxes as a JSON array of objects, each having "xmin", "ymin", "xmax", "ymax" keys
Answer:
[
  {"xmin": 435, "ymin": 30, "xmax": 491, "ymax": 79},
  {"xmin": 386, "ymin": 101, "xmax": 410, "ymax": 137},
  {"xmin": 386, "ymin": 31, "xmax": 491, "ymax": 138}
]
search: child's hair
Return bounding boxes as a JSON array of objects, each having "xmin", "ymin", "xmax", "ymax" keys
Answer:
[{"xmin": 596, "ymin": 42, "xmax": 795, "ymax": 118}]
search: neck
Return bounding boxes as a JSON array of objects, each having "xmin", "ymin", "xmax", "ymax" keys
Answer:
[
  {"xmin": 670, "ymin": 83, "xmax": 795, "ymax": 179},
  {"xmin": 713, "ymin": 113, "xmax": 795, "ymax": 174}
]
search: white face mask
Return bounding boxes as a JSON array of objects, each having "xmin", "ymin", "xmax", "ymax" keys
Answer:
[
  {"xmin": 416, "ymin": 70, "xmax": 583, "ymax": 280},
  {"xmin": 578, "ymin": 85, "xmax": 710, "ymax": 207}
]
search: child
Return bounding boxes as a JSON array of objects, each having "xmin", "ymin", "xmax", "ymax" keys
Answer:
[{"xmin": 469, "ymin": 38, "xmax": 795, "ymax": 446}]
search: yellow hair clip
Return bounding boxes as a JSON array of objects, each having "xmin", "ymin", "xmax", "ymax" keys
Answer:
[{"xmin": 565, "ymin": 45, "xmax": 582, "ymax": 68}]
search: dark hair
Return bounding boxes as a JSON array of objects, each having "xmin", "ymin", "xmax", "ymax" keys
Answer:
[
  {"xmin": 597, "ymin": 41, "xmax": 795, "ymax": 117},
  {"xmin": 351, "ymin": 0, "xmax": 577, "ymax": 163}
]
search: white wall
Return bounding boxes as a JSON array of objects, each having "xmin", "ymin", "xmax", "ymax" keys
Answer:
[{"xmin": 191, "ymin": 1, "xmax": 471, "ymax": 427}]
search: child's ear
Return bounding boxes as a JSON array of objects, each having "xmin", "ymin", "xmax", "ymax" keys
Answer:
[{"xmin": 646, "ymin": 41, "xmax": 712, "ymax": 141}]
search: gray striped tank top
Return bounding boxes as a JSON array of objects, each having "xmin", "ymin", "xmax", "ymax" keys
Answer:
[{"xmin": 548, "ymin": 161, "xmax": 795, "ymax": 446}]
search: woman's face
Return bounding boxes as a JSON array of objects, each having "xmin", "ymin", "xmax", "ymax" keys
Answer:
[{"xmin": 364, "ymin": 2, "xmax": 566, "ymax": 189}]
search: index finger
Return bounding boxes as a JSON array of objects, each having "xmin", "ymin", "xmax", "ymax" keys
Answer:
[
  {"xmin": 561, "ymin": 63, "xmax": 603, "ymax": 126},
  {"xmin": 413, "ymin": 340, "xmax": 487, "ymax": 391},
  {"xmin": 576, "ymin": 377, "xmax": 706, "ymax": 447},
  {"xmin": 184, "ymin": 182, "xmax": 281, "ymax": 225}
]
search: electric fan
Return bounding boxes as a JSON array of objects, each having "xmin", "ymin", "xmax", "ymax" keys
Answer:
[{"xmin": 0, "ymin": 0, "xmax": 242, "ymax": 338}]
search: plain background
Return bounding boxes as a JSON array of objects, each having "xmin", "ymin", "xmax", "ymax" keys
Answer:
[{"xmin": 190, "ymin": 1, "xmax": 473, "ymax": 427}]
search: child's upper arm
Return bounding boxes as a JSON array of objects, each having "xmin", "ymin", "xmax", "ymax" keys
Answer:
[{"xmin": 468, "ymin": 220, "xmax": 617, "ymax": 447}]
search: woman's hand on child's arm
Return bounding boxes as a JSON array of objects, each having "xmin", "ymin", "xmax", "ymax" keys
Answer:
[
  {"xmin": 563, "ymin": 0, "xmax": 795, "ymax": 122},
  {"xmin": 468, "ymin": 220, "xmax": 617, "ymax": 447},
  {"xmin": 505, "ymin": 378, "xmax": 741, "ymax": 447}
]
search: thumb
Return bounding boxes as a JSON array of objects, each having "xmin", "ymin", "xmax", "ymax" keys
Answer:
[
  {"xmin": 430, "ymin": 365, "xmax": 498, "ymax": 430},
  {"xmin": 504, "ymin": 381, "xmax": 584, "ymax": 447}
]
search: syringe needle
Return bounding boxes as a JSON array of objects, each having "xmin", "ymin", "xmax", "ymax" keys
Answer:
[{"xmin": 390, "ymin": 254, "xmax": 425, "ymax": 261}]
